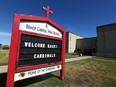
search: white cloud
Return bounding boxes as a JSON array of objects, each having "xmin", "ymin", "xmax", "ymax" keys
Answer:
[{"xmin": 0, "ymin": 32, "xmax": 11, "ymax": 37}]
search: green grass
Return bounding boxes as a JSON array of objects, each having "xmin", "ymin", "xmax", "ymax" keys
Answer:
[
  {"xmin": 0, "ymin": 57, "xmax": 116, "ymax": 87},
  {"xmin": 1, "ymin": 50, "xmax": 116, "ymax": 87},
  {"xmin": 0, "ymin": 49, "xmax": 9, "ymax": 65},
  {"xmin": 65, "ymin": 53, "xmax": 78, "ymax": 58},
  {"xmin": 13, "ymin": 58, "xmax": 116, "ymax": 87}
]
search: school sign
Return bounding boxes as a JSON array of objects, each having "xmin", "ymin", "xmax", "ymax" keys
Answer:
[{"xmin": 6, "ymin": 6, "xmax": 66, "ymax": 87}]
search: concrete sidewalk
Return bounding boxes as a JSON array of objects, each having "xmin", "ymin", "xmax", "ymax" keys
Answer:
[
  {"xmin": 65, "ymin": 56, "xmax": 92, "ymax": 62},
  {"xmin": 0, "ymin": 56, "xmax": 92, "ymax": 74}
]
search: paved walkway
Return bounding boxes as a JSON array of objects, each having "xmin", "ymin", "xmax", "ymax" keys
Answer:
[
  {"xmin": 0, "ymin": 56, "xmax": 92, "ymax": 74},
  {"xmin": 65, "ymin": 56, "xmax": 92, "ymax": 62}
]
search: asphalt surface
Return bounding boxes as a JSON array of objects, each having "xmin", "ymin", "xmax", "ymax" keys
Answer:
[{"xmin": 0, "ymin": 56, "xmax": 92, "ymax": 74}]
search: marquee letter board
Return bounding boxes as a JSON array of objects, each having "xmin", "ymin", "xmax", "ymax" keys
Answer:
[{"xmin": 6, "ymin": 14, "xmax": 66, "ymax": 87}]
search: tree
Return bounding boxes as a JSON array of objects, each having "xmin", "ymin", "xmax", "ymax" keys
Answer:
[
  {"xmin": 0, "ymin": 43, "xmax": 2, "ymax": 49},
  {"xmin": 2, "ymin": 45, "xmax": 9, "ymax": 50}
]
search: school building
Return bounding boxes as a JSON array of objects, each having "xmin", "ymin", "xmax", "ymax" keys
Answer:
[
  {"xmin": 66, "ymin": 23, "xmax": 116, "ymax": 57},
  {"xmin": 97, "ymin": 23, "xmax": 116, "ymax": 57}
]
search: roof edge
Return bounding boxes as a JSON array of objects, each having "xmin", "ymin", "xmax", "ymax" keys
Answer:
[
  {"xmin": 97, "ymin": 23, "xmax": 116, "ymax": 28},
  {"xmin": 66, "ymin": 31, "xmax": 84, "ymax": 38}
]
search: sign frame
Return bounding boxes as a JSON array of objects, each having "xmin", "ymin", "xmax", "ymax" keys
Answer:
[{"xmin": 6, "ymin": 14, "xmax": 66, "ymax": 87}]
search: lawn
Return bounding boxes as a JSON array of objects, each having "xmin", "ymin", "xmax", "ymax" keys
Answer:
[
  {"xmin": 0, "ymin": 50, "xmax": 116, "ymax": 87},
  {"xmin": 0, "ymin": 57, "xmax": 116, "ymax": 87},
  {"xmin": 0, "ymin": 49, "xmax": 9, "ymax": 65},
  {"xmin": 65, "ymin": 53, "xmax": 78, "ymax": 58},
  {"xmin": 12, "ymin": 58, "xmax": 116, "ymax": 87}
]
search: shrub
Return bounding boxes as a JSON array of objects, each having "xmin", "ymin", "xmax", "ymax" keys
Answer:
[{"xmin": 2, "ymin": 45, "xmax": 9, "ymax": 50}]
